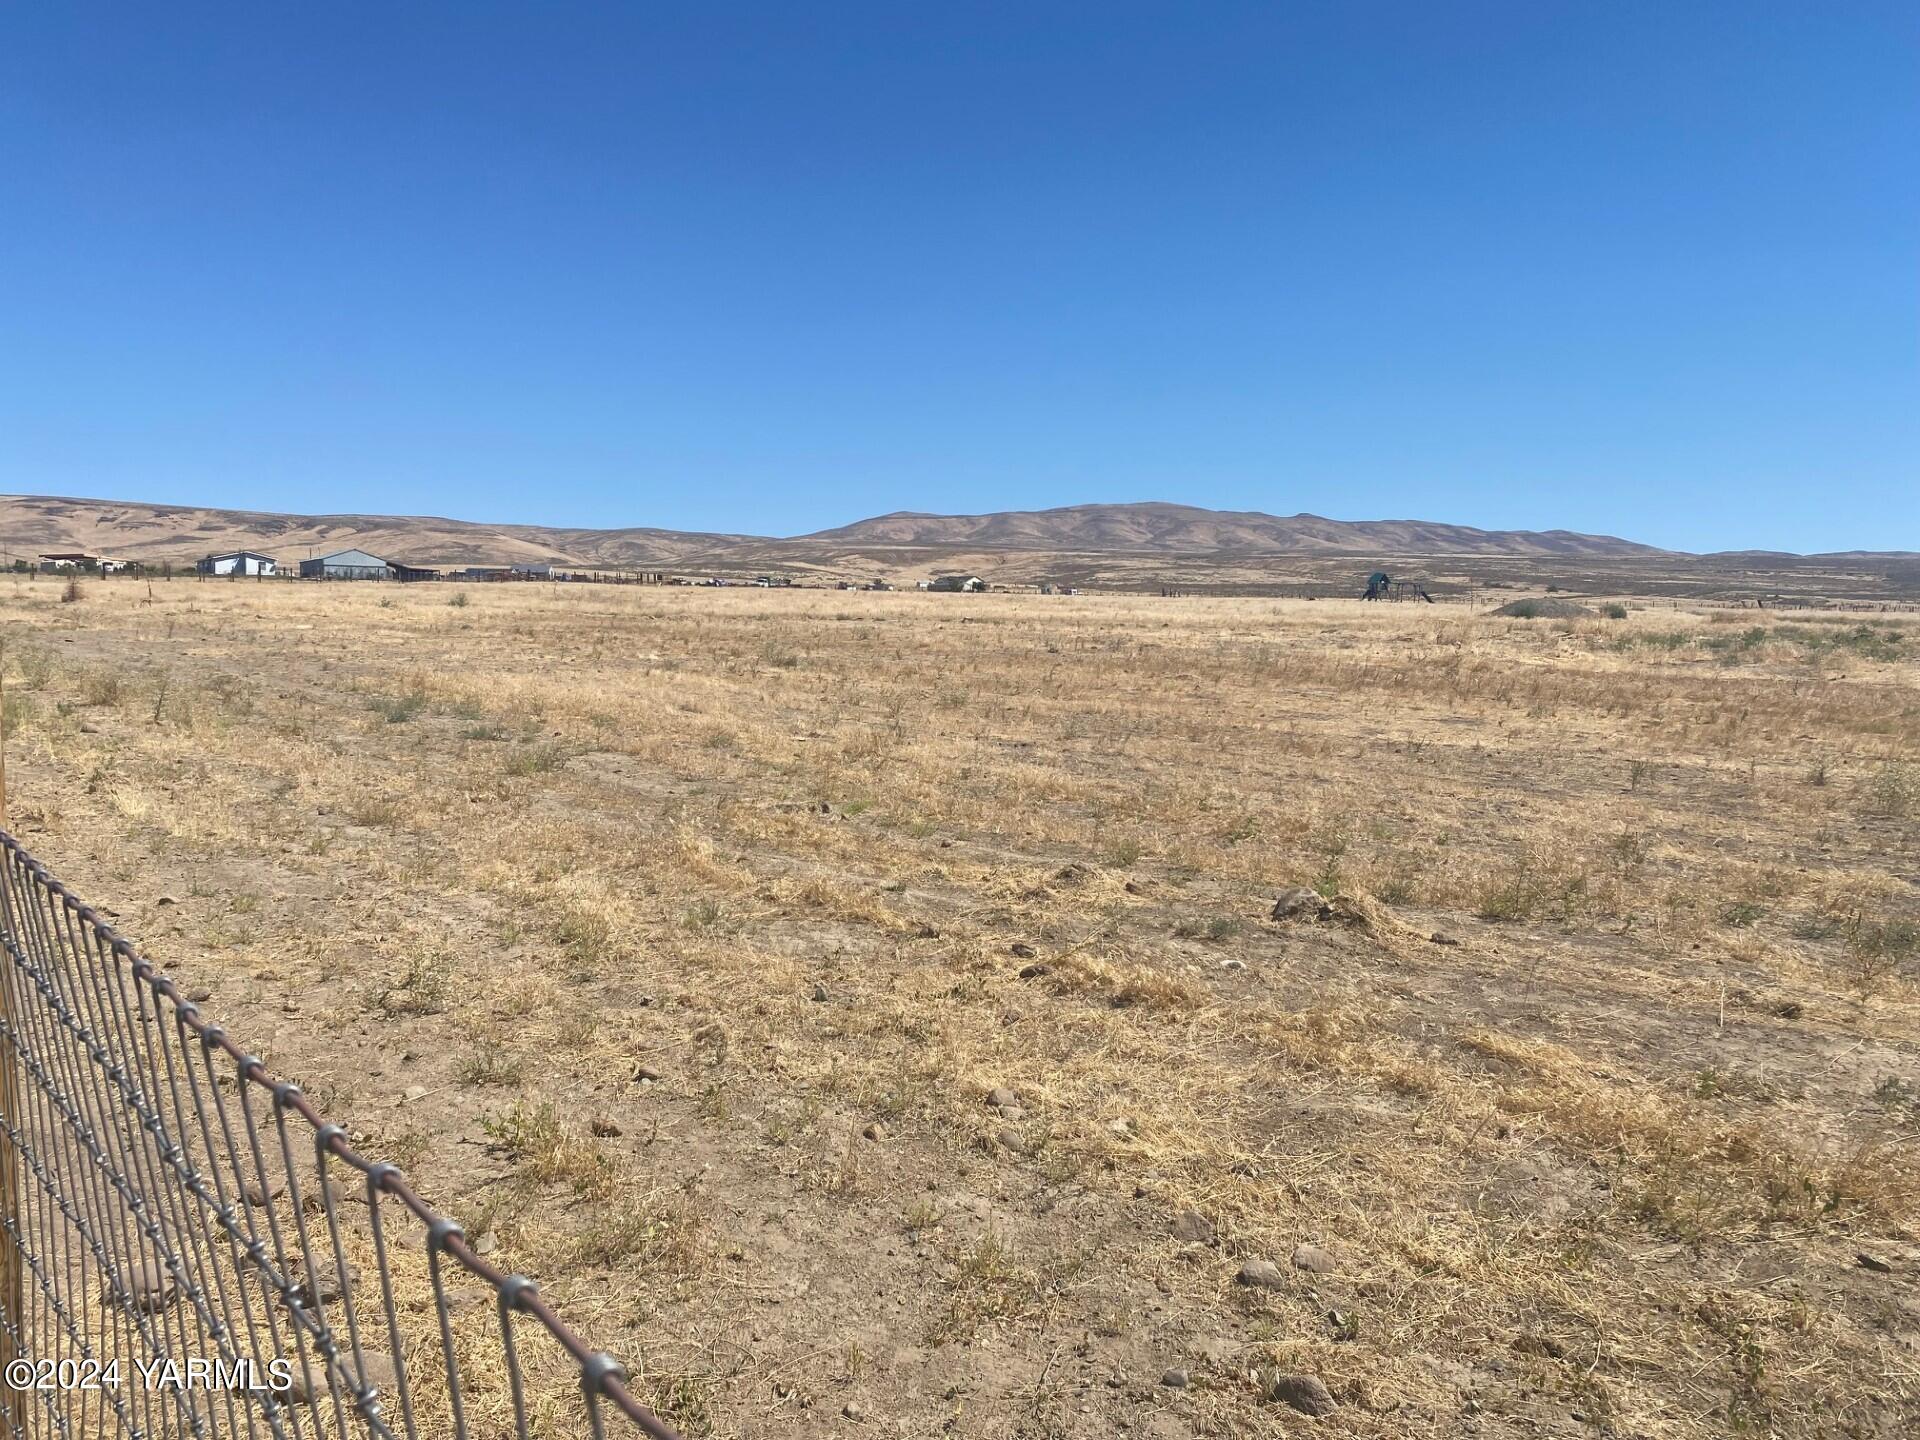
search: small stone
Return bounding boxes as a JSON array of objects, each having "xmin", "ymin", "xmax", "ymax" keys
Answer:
[
  {"xmin": 1429, "ymin": 932, "xmax": 1460, "ymax": 946},
  {"xmin": 862, "ymin": 1122, "xmax": 887, "ymax": 1142},
  {"xmin": 403, "ymin": 1085, "xmax": 427, "ymax": 1103},
  {"xmin": 1237, "ymin": 1259, "xmax": 1285, "ymax": 1289},
  {"xmin": 589, "ymin": 1116, "xmax": 622, "ymax": 1137},
  {"xmin": 1270, "ymin": 888, "xmax": 1332, "ymax": 922},
  {"xmin": 633, "ymin": 1064, "xmax": 662, "ymax": 1084},
  {"xmin": 244, "ymin": 1177, "xmax": 285, "ymax": 1208},
  {"xmin": 302, "ymin": 1177, "xmax": 349, "ymax": 1215},
  {"xmin": 1160, "ymin": 1368, "xmax": 1189, "ymax": 1388},
  {"xmin": 156, "ymin": 895, "xmax": 179, "ymax": 907},
  {"xmin": 1219, "ymin": 958, "xmax": 1245, "ymax": 972},
  {"xmin": 1171, "ymin": 1210, "xmax": 1215, "ymax": 1245},
  {"xmin": 292, "ymin": 1260, "xmax": 356, "ymax": 1308},
  {"xmin": 1264, "ymin": 1372, "xmax": 1335, "ymax": 1416},
  {"xmin": 357, "ymin": 1351, "xmax": 399, "ymax": 1394},
  {"xmin": 842, "ymin": 1400, "xmax": 865, "ymax": 1421},
  {"xmin": 186, "ymin": 987, "xmax": 213, "ymax": 1004},
  {"xmin": 1017, "ymin": 962, "xmax": 1051, "ymax": 979},
  {"xmin": 811, "ymin": 981, "xmax": 830, "ymax": 1002},
  {"xmin": 987, "ymin": 1087, "xmax": 1019, "ymax": 1110},
  {"xmin": 1857, "ymin": 1252, "xmax": 1893, "ymax": 1273},
  {"xmin": 473, "ymin": 1231, "xmax": 499, "ymax": 1256},
  {"xmin": 287, "ymin": 1349, "xmax": 396, "ymax": 1405},
  {"xmin": 1010, "ymin": 943, "xmax": 1036, "ymax": 959},
  {"xmin": 1292, "ymin": 1243, "xmax": 1336, "ymax": 1275},
  {"xmin": 995, "ymin": 1127, "xmax": 1025, "ymax": 1154},
  {"xmin": 127, "ymin": 1261, "xmax": 176, "ymax": 1313}
]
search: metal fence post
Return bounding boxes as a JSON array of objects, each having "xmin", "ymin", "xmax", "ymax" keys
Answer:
[{"xmin": 0, "ymin": 647, "xmax": 22, "ymax": 1436}]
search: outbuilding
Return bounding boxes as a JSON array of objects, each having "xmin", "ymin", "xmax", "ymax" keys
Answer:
[
  {"xmin": 298, "ymin": 548, "xmax": 393, "ymax": 580},
  {"xmin": 197, "ymin": 551, "xmax": 277, "ymax": 577},
  {"xmin": 37, "ymin": 552, "xmax": 97, "ymax": 573},
  {"xmin": 929, "ymin": 574, "xmax": 987, "ymax": 593}
]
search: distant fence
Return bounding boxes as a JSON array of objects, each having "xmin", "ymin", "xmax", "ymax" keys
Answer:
[{"xmin": 0, "ymin": 830, "xmax": 681, "ymax": 1439}]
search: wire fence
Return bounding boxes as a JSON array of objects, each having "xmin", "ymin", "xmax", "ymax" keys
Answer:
[{"xmin": 0, "ymin": 828, "xmax": 682, "ymax": 1440}]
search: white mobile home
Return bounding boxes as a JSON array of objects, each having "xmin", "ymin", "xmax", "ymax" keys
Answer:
[{"xmin": 197, "ymin": 551, "xmax": 276, "ymax": 577}]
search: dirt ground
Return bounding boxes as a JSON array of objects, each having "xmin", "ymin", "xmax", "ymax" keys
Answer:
[{"xmin": 1, "ymin": 574, "xmax": 1916, "ymax": 1438}]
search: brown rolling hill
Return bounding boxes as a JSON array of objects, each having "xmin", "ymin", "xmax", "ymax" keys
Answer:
[
  {"xmin": 4, "ymin": 494, "xmax": 1679, "ymax": 567},
  {"xmin": 0, "ymin": 495, "xmax": 754, "ymax": 568},
  {"xmin": 7, "ymin": 494, "xmax": 1915, "ymax": 600},
  {"xmin": 800, "ymin": 501, "xmax": 1673, "ymax": 556}
]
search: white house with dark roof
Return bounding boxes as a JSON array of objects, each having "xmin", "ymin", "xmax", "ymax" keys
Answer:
[{"xmin": 197, "ymin": 551, "xmax": 276, "ymax": 577}]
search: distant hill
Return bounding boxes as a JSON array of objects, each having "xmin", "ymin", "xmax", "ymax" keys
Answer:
[
  {"xmin": 0, "ymin": 495, "xmax": 756, "ymax": 568},
  {"xmin": 801, "ymin": 502, "xmax": 1671, "ymax": 557},
  {"xmin": 4, "ymin": 496, "xmax": 1906, "ymax": 577}
]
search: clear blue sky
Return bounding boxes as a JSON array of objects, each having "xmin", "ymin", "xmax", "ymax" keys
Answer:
[{"xmin": 2, "ymin": 3, "xmax": 1914, "ymax": 552}]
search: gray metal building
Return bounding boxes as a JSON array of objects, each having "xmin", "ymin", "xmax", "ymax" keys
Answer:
[{"xmin": 298, "ymin": 548, "xmax": 393, "ymax": 580}]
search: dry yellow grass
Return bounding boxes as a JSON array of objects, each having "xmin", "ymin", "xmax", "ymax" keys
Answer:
[{"xmin": 1, "ymin": 574, "xmax": 1915, "ymax": 1437}]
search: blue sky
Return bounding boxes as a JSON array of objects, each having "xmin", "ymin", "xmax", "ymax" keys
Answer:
[{"xmin": 1, "ymin": 3, "xmax": 1914, "ymax": 552}]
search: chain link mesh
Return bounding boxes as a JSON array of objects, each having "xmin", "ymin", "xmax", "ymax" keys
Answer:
[{"xmin": 0, "ymin": 830, "xmax": 681, "ymax": 1440}]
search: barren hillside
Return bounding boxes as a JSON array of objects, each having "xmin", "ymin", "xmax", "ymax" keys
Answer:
[
  {"xmin": 0, "ymin": 494, "xmax": 757, "ymax": 568},
  {"xmin": 5, "ymin": 496, "xmax": 1915, "ymax": 605},
  {"xmin": 800, "ymin": 502, "xmax": 1673, "ymax": 556}
]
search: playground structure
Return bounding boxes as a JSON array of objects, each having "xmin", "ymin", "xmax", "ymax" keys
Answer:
[{"xmin": 1362, "ymin": 570, "xmax": 1435, "ymax": 603}]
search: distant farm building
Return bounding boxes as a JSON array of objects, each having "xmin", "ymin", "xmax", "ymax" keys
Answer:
[
  {"xmin": 197, "ymin": 551, "xmax": 276, "ymax": 577},
  {"xmin": 447, "ymin": 564, "xmax": 551, "ymax": 580},
  {"xmin": 929, "ymin": 574, "xmax": 986, "ymax": 593},
  {"xmin": 37, "ymin": 552, "xmax": 98, "ymax": 573},
  {"xmin": 392, "ymin": 561, "xmax": 441, "ymax": 583},
  {"xmin": 1362, "ymin": 570, "xmax": 1435, "ymax": 603},
  {"xmin": 299, "ymin": 548, "xmax": 393, "ymax": 580}
]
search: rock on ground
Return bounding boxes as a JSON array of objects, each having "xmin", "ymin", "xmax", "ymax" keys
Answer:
[
  {"xmin": 1270, "ymin": 887, "xmax": 1332, "ymax": 922},
  {"xmin": 1236, "ymin": 1259, "xmax": 1284, "ymax": 1289},
  {"xmin": 1264, "ymin": 1372, "xmax": 1336, "ymax": 1416},
  {"xmin": 1171, "ymin": 1210, "xmax": 1216, "ymax": 1245},
  {"xmin": 1292, "ymin": 1242, "xmax": 1336, "ymax": 1274}
]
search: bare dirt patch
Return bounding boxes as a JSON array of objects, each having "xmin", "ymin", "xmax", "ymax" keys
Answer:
[{"xmin": 1, "ymin": 576, "xmax": 1915, "ymax": 1437}]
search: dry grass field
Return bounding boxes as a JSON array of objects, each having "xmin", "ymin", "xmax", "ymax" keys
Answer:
[{"xmin": 1, "ymin": 574, "xmax": 1916, "ymax": 1438}]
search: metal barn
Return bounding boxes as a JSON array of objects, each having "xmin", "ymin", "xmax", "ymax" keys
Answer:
[{"xmin": 298, "ymin": 548, "xmax": 394, "ymax": 580}]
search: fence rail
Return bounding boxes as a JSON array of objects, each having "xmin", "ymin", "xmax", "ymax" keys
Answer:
[{"xmin": 0, "ymin": 829, "xmax": 681, "ymax": 1440}]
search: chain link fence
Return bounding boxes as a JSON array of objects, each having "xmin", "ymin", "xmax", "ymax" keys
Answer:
[{"xmin": 0, "ymin": 829, "xmax": 682, "ymax": 1440}]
